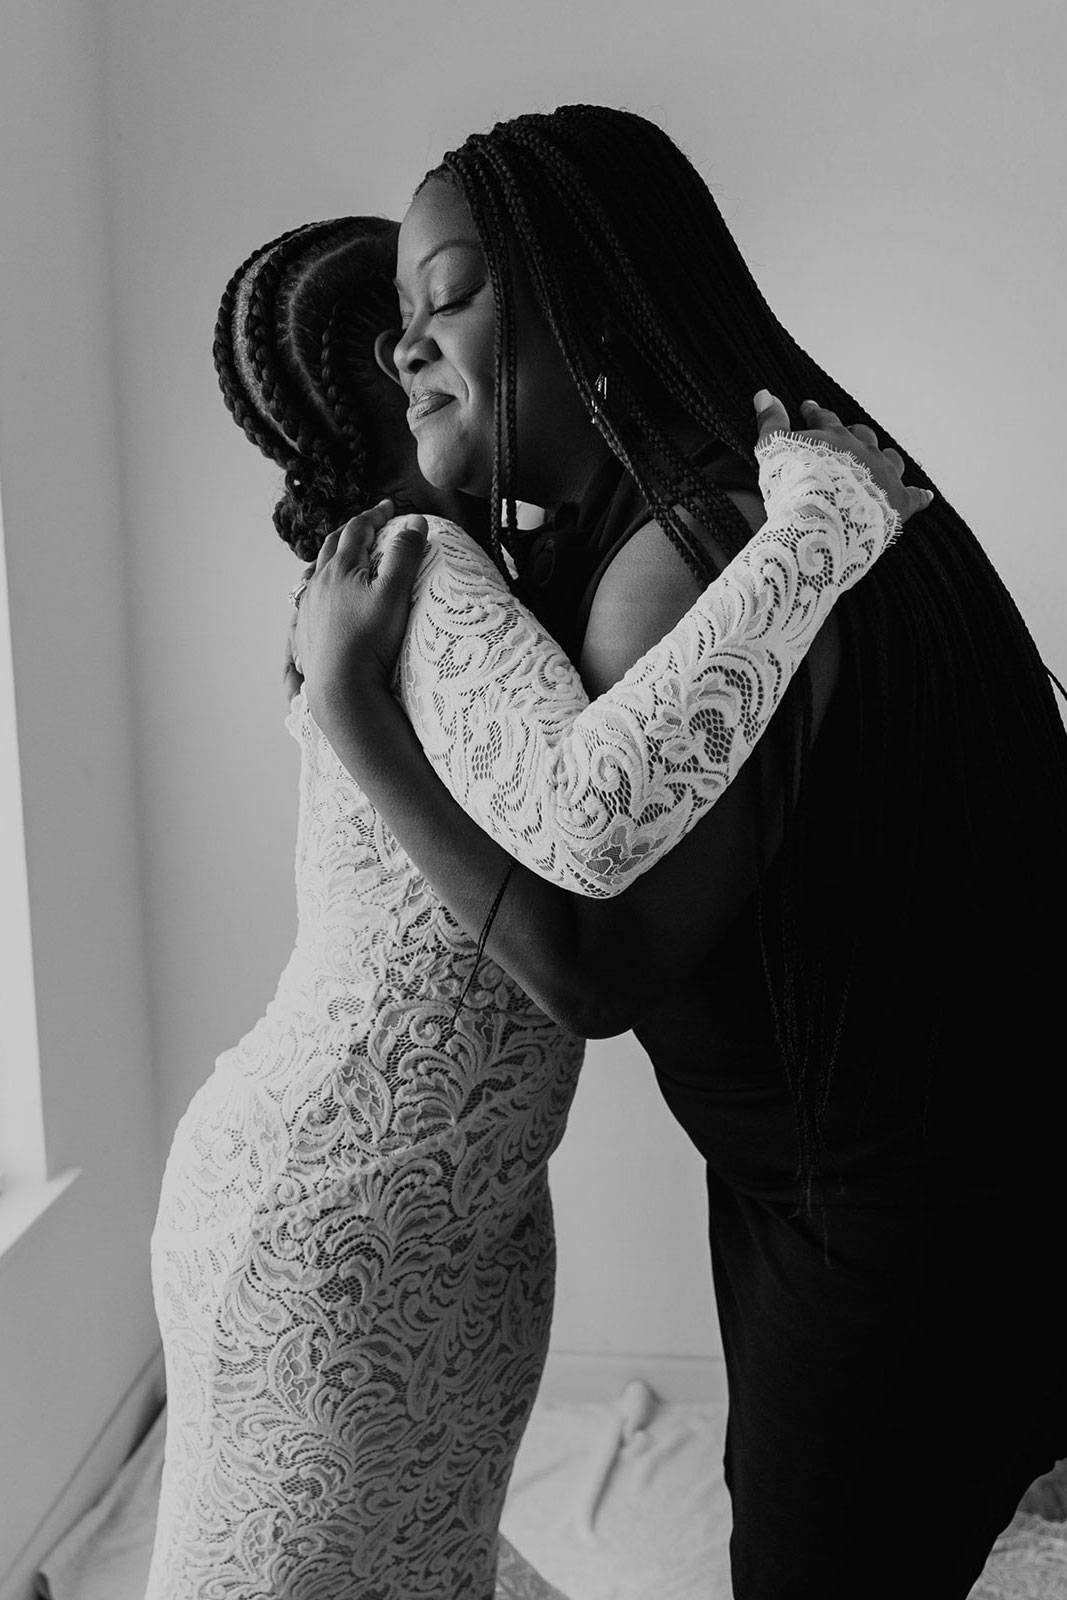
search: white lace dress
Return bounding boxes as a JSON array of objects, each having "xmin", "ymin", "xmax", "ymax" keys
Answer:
[{"xmin": 146, "ymin": 438, "xmax": 899, "ymax": 1599}]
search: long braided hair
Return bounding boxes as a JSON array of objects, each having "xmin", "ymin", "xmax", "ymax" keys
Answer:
[
  {"xmin": 430, "ymin": 105, "xmax": 1067, "ymax": 1205},
  {"xmin": 213, "ymin": 216, "xmax": 407, "ymax": 561}
]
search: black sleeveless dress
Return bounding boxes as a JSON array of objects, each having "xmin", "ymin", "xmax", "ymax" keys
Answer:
[{"xmin": 518, "ymin": 446, "xmax": 1067, "ymax": 1600}]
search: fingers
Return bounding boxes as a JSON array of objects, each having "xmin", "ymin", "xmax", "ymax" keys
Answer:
[
  {"xmin": 374, "ymin": 515, "xmax": 429, "ymax": 591},
  {"xmin": 283, "ymin": 609, "xmax": 304, "ymax": 703},
  {"xmin": 334, "ymin": 499, "xmax": 396, "ymax": 574},
  {"xmin": 834, "ymin": 419, "xmax": 904, "ymax": 478},
  {"xmin": 283, "ymin": 657, "xmax": 304, "ymax": 703},
  {"xmin": 314, "ymin": 502, "xmax": 393, "ymax": 574},
  {"xmin": 799, "ymin": 399, "xmax": 842, "ymax": 430},
  {"xmin": 315, "ymin": 531, "xmax": 339, "ymax": 572},
  {"xmin": 849, "ymin": 422, "xmax": 879, "ymax": 449},
  {"xmin": 306, "ymin": 500, "xmax": 425, "ymax": 608},
  {"xmin": 791, "ymin": 399, "xmax": 937, "ymax": 520},
  {"xmin": 753, "ymin": 388, "xmax": 791, "ymax": 441}
]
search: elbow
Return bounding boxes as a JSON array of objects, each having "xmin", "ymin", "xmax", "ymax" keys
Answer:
[
  {"xmin": 515, "ymin": 903, "xmax": 645, "ymax": 1037},
  {"xmin": 578, "ymin": 1007, "xmax": 634, "ymax": 1041},
  {"xmin": 537, "ymin": 971, "xmax": 635, "ymax": 1040}
]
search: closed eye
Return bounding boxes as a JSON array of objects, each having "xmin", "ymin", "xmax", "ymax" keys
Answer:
[
  {"xmin": 397, "ymin": 279, "xmax": 487, "ymax": 334},
  {"xmin": 432, "ymin": 281, "xmax": 487, "ymax": 317},
  {"xmin": 397, "ymin": 300, "xmax": 466, "ymax": 333}
]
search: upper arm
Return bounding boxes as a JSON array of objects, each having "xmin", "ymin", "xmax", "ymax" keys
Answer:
[
  {"xmin": 579, "ymin": 515, "xmax": 735, "ymax": 695},
  {"xmin": 398, "ymin": 516, "xmax": 589, "ymax": 813}
]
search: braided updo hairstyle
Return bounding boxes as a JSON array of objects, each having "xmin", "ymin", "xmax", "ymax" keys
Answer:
[
  {"xmin": 429, "ymin": 105, "xmax": 1067, "ymax": 1206},
  {"xmin": 213, "ymin": 216, "xmax": 408, "ymax": 562}
]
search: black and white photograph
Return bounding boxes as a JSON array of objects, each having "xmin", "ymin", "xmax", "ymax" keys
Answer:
[{"xmin": 1, "ymin": 2, "xmax": 1065, "ymax": 1597}]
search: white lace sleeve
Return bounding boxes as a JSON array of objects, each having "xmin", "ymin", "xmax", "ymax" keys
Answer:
[{"xmin": 398, "ymin": 435, "xmax": 901, "ymax": 898}]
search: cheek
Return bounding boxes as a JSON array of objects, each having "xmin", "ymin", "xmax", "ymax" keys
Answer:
[
  {"xmin": 416, "ymin": 411, "xmax": 493, "ymax": 497},
  {"xmin": 445, "ymin": 324, "xmax": 497, "ymax": 464},
  {"xmin": 462, "ymin": 334, "xmax": 497, "ymax": 408},
  {"xmin": 447, "ymin": 299, "xmax": 497, "ymax": 403}
]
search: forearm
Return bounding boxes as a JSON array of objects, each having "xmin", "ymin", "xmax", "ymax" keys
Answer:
[{"xmin": 406, "ymin": 438, "xmax": 901, "ymax": 899}]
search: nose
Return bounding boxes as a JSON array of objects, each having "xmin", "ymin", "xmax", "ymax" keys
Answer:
[{"xmin": 393, "ymin": 322, "xmax": 437, "ymax": 384}]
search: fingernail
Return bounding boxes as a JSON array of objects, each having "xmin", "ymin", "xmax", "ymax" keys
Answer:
[
  {"xmin": 801, "ymin": 399, "xmax": 817, "ymax": 411},
  {"xmin": 753, "ymin": 388, "xmax": 773, "ymax": 410}
]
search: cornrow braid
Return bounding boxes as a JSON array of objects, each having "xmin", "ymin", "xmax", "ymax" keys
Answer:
[
  {"xmin": 215, "ymin": 220, "xmax": 351, "ymax": 461},
  {"xmin": 429, "ymin": 104, "xmax": 1067, "ymax": 1209},
  {"xmin": 213, "ymin": 216, "xmax": 404, "ymax": 561}
]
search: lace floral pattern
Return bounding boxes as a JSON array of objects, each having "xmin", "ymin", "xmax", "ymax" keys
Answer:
[
  {"xmin": 147, "ymin": 438, "xmax": 897, "ymax": 1596},
  {"xmin": 402, "ymin": 435, "xmax": 900, "ymax": 895}
]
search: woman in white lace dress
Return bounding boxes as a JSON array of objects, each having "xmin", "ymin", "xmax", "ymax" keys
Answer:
[
  {"xmin": 294, "ymin": 109, "xmax": 1067, "ymax": 1600},
  {"xmin": 145, "ymin": 209, "xmax": 916, "ymax": 1596}
]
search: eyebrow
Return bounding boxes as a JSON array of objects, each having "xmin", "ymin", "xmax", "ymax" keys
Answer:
[{"xmin": 393, "ymin": 237, "xmax": 484, "ymax": 289}]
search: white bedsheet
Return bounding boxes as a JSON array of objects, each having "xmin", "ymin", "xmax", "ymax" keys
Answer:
[
  {"xmin": 499, "ymin": 1389, "xmax": 733, "ymax": 1598},
  {"xmin": 36, "ymin": 1386, "xmax": 1067, "ymax": 1600}
]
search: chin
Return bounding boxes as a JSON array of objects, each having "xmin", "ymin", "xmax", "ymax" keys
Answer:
[{"xmin": 417, "ymin": 443, "xmax": 489, "ymax": 501}]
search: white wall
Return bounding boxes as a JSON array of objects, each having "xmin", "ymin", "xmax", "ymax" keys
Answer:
[
  {"xmin": 0, "ymin": 0, "xmax": 159, "ymax": 1587},
  {"xmin": 101, "ymin": 0, "xmax": 1066, "ymax": 1385}
]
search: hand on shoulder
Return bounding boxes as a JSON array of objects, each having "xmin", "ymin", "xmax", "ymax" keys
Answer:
[
  {"xmin": 290, "ymin": 499, "xmax": 429, "ymax": 721},
  {"xmin": 752, "ymin": 390, "xmax": 935, "ymax": 524}
]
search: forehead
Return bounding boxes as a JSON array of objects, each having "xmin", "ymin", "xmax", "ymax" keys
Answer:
[{"xmin": 396, "ymin": 179, "xmax": 483, "ymax": 284}]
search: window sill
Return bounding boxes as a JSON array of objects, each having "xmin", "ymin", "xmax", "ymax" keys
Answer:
[{"xmin": 0, "ymin": 1169, "xmax": 80, "ymax": 1261}]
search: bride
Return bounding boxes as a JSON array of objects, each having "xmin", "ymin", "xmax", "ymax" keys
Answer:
[{"xmin": 145, "ymin": 209, "xmax": 917, "ymax": 1598}]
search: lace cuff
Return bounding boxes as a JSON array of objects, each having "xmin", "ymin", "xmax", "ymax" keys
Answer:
[{"xmin": 399, "ymin": 436, "xmax": 900, "ymax": 898}]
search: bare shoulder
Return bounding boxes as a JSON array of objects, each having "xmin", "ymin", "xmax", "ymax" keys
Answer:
[
  {"xmin": 579, "ymin": 515, "xmax": 723, "ymax": 694},
  {"xmin": 579, "ymin": 492, "xmax": 840, "ymax": 734}
]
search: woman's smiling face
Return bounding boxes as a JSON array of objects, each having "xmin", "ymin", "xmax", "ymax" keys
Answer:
[
  {"xmin": 393, "ymin": 178, "xmax": 497, "ymax": 497},
  {"xmin": 393, "ymin": 176, "xmax": 601, "ymax": 507}
]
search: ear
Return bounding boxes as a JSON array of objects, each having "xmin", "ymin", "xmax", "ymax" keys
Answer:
[{"xmin": 374, "ymin": 328, "xmax": 404, "ymax": 388}]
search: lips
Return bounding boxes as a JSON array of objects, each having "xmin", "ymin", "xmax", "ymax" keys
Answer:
[{"xmin": 407, "ymin": 389, "xmax": 454, "ymax": 424}]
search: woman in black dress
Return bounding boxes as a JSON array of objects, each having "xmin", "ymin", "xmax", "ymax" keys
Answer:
[{"xmin": 293, "ymin": 107, "xmax": 1067, "ymax": 1599}]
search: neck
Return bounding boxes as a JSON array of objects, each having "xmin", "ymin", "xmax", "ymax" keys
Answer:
[
  {"xmin": 380, "ymin": 464, "xmax": 491, "ymax": 544},
  {"xmin": 532, "ymin": 429, "xmax": 618, "ymax": 519}
]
